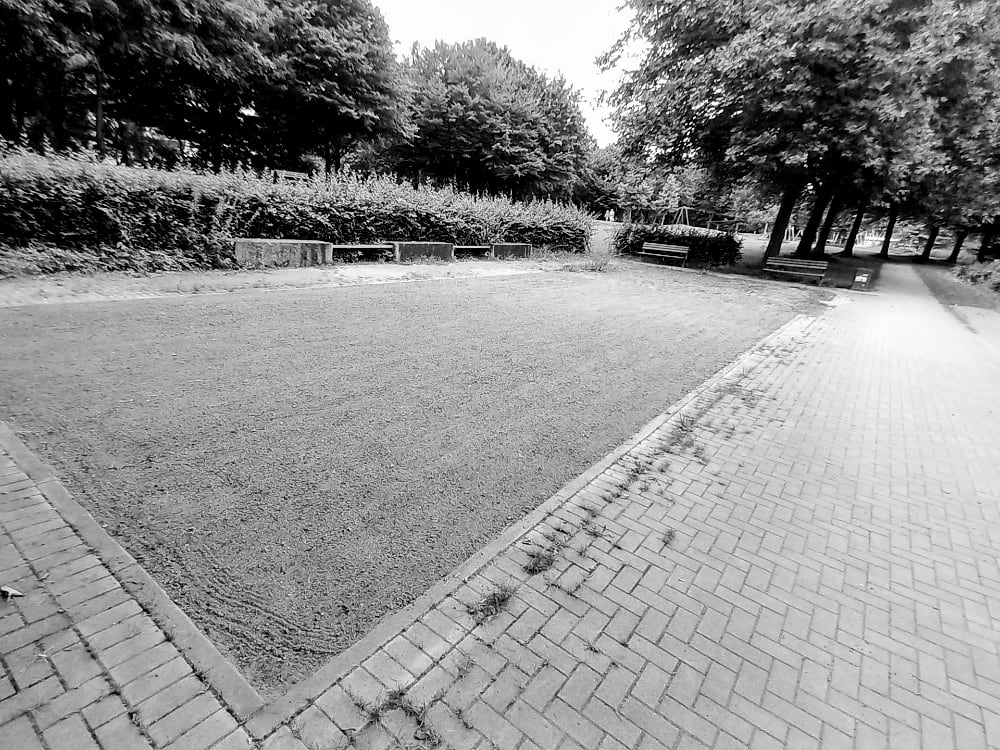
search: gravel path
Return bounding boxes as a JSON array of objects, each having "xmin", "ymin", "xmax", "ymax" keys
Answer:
[{"xmin": 0, "ymin": 265, "xmax": 823, "ymax": 695}]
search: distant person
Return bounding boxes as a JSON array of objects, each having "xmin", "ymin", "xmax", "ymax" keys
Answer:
[{"xmin": 605, "ymin": 209, "xmax": 614, "ymax": 222}]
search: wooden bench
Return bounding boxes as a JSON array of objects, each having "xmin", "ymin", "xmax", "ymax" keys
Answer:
[
  {"xmin": 636, "ymin": 242, "xmax": 689, "ymax": 266},
  {"xmin": 763, "ymin": 256, "xmax": 828, "ymax": 284},
  {"xmin": 274, "ymin": 169, "xmax": 309, "ymax": 182}
]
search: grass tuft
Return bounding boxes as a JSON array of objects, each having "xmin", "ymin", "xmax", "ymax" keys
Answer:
[
  {"xmin": 523, "ymin": 545, "xmax": 559, "ymax": 575},
  {"xmin": 662, "ymin": 529, "xmax": 677, "ymax": 549},
  {"xmin": 466, "ymin": 582, "xmax": 517, "ymax": 624}
]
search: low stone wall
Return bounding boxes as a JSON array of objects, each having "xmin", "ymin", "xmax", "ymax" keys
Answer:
[
  {"xmin": 233, "ymin": 239, "xmax": 534, "ymax": 266},
  {"xmin": 492, "ymin": 243, "xmax": 532, "ymax": 259},
  {"xmin": 393, "ymin": 242, "xmax": 455, "ymax": 262},
  {"xmin": 234, "ymin": 239, "xmax": 332, "ymax": 268}
]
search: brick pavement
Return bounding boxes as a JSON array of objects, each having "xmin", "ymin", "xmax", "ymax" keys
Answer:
[{"xmin": 3, "ymin": 262, "xmax": 1000, "ymax": 749}]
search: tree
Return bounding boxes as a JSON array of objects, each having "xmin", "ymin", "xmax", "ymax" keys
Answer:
[
  {"xmin": 255, "ymin": 0, "xmax": 402, "ymax": 173},
  {"xmin": 603, "ymin": 0, "xmax": 1000, "ymax": 262},
  {"xmin": 1, "ymin": 0, "xmax": 405, "ymax": 172},
  {"xmin": 604, "ymin": 0, "xmax": 916, "ymax": 260},
  {"xmin": 384, "ymin": 39, "xmax": 592, "ymax": 199},
  {"xmin": 891, "ymin": 0, "xmax": 1000, "ymax": 260}
]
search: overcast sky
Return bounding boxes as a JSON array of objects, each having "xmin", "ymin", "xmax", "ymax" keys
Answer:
[{"xmin": 370, "ymin": 0, "xmax": 631, "ymax": 146}]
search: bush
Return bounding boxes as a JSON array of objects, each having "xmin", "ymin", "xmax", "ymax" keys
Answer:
[
  {"xmin": 0, "ymin": 150, "xmax": 593, "ymax": 277},
  {"xmin": 954, "ymin": 260, "xmax": 1000, "ymax": 292},
  {"xmin": 612, "ymin": 222, "xmax": 742, "ymax": 267}
]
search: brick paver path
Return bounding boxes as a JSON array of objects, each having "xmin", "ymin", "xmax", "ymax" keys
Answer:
[{"xmin": 2, "ymin": 263, "xmax": 1000, "ymax": 749}]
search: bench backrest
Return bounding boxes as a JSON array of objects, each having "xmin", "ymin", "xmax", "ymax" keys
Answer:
[
  {"xmin": 274, "ymin": 169, "xmax": 310, "ymax": 182},
  {"xmin": 765, "ymin": 257, "xmax": 828, "ymax": 269},
  {"xmin": 642, "ymin": 242, "xmax": 689, "ymax": 254}
]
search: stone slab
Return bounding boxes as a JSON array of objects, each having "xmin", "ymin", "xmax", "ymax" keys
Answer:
[
  {"xmin": 393, "ymin": 242, "xmax": 455, "ymax": 263},
  {"xmin": 233, "ymin": 239, "xmax": 332, "ymax": 268}
]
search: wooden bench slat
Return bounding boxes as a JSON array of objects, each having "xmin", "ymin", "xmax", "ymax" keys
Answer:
[
  {"xmin": 765, "ymin": 269, "xmax": 825, "ymax": 278},
  {"xmin": 767, "ymin": 262, "xmax": 828, "ymax": 269},
  {"xmin": 327, "ymin": 244, "xmax": 393, "ymax": 250},
  {"xmin": 642, "ymin": 244, "xmax": 688, "ymax": 253},
  {"xmin": 637, "ymin": 241, "xmax": 690, "ymax": 267},
  {"xmin": 763, "ymin": 256, "xmax": 828, "ymax": 285},
  {"xmin": 765, "ymin": 258, "xmax": 828, "ymax": 268}
]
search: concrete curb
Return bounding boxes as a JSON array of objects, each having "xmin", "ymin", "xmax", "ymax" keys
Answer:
[{"xmin": 0, "ymin": 423, "xmax": 265, "ymax": 722}]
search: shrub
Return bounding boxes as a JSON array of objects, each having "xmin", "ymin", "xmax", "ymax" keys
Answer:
[
  {"xmin": 954, "ymin": 260, "xmax": 1000, "ymax": 292},
  {"xmin": 612, "ymin": 222, "xmax": 742, "ymax": 267},
  {"xmin": 0, "ymin": 149, "xmax": 593, "ymax": 277}
]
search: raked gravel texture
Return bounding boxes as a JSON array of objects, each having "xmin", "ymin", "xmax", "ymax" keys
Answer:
[{"xmin": 0, "ymin": 265, "xmax": 825, "ymax": 697}]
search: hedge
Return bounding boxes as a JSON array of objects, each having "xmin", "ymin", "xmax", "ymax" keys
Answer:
[
  {"xmin": 0, "ymin": 150, "xmax": 594, "ymax": 276},
  {"xmin": 612, "ymin": 222, "xmax": 742, "ymax": 267}
]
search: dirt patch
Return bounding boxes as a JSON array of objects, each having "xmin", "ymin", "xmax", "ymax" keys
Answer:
[{"xmin": 0, "ymin": 266, "xmax": 823, "ymax": 696}]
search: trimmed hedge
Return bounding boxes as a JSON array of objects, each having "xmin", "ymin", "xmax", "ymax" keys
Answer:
[
  {"xmin": 0, "ymin": 150, "xmax": 593, "ymax": 276},
  {"xmin": 613, "ymin": 223, "xmax": 742, "ymax": 267}
]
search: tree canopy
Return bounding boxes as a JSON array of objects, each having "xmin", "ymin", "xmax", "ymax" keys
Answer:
[
  {"xmin": 378, "ymin": 39, "xmax": 592, "ymax": 199},
  {"xmin": 605, "ymin": 0, "xmax": 1000, "ymax": 259},
  {"xmin": 1, "ymin": 7, "xmax": 596, "ymax": 200},
  {"xmin": 0, "ymin": 0, "xmax": 402, "ymax": 171}
]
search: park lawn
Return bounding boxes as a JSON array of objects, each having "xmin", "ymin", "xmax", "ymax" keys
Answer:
[
  {"xmin": 723, "ymin": 233, "xmax": 886, "ymax": 289},
  {"xmin": 914, "ymin": 259, "xmax": 1000, "ymax": 312},
  {"xmin": 0, "ymin": 264, "xmax": 822, "ymax": 696}
]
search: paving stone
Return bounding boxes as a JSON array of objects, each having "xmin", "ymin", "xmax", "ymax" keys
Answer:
[
  {"xmin": 1, "ymin": 715, "xmax": 46, "ymax": 750},
  {"xmin": 120, "ymin": 656, "xmax": 192, "ymax": 706},
  {"xmin": 34, "ymin": 675, "xmax": 112, "ymax": 729},
  {"xmin": 93, "ymin": 714, "xmax": 153, "ymax": 750},
  {"xmin": 83, "ymin": 694, "xmax": 129, "ymax": 730},
  {"xmin": 148, "ymin": 692, "xmax": 221, "ymax": 746},
  {"xmin": 43, "ymin": 714, "xmax": 101, "ymax": 750},
  {"xmin": 165, "ymin": 709, "xmax": 238, "ymax": 749},
  {"xmin": 0, "ymin": 614, "xmax": 70, "ymax": 654},
  {"xmin": 0, "ymin": 675, "xmax": 62, "ymax": 725},
  {"xmin": 136, "ymin": 675, "xmax": 206, "ymax": 726}
]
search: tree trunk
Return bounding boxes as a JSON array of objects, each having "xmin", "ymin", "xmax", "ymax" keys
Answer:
[
  {"xmin": 978, "ymin": 225, "xmax": 995, "ymax": 262},
  {"xmin": 95, "ymin": 67, "xmax": 105, "ymax": 157},
  {"xmin": 840, "ymin": 198, "xmax": 869, "ymax": 257},
  {"xmin": 947, "ymin": 228, "xmax": 968, "ymax": 264},
  {"xmin": 813, "ymin": 192, "xmax": 845, "ymax": 256},
  {"xmin": 919, "ymin": 224, "xmax": 939, "ymax": 263},
  {"xmin": 0, "ymin": 78, "xmax": 16, "ymax": 142},
  {"xmin": 764, "ymin": 181, "xmax": 804, "ymax": 261},
  {"xmin": 879, "ymin": 203, "xmax": 899, "ymax": 258},
  {"xmin": 795, "ymin": 185, "xmax": 833, "ymax": 256}
]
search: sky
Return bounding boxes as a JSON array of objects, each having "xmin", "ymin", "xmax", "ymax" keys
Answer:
[{"xmin": 370, "ymin": 0, "xmax": 631, "ymax": 146}]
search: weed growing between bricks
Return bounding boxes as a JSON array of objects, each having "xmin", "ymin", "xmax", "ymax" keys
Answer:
[
  {"xmin": 522, "ymin": 544, "xmax": 559, "ymax": 574},
  {"xmin": 286, "ymin": 363, "xmax": 770, "ymax": 750},
  {"xmin": 342, "ymin": 685, "xmax": 448, "ymax": 748},
  {"xmin": 662, "ymin": 529, "xmax": 677, "ymax": 549},
  {"xmin": 465, "ymin": 582, "xmax": 517, "ymax": 624}
]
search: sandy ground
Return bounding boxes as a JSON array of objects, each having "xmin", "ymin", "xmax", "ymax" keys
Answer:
[
  {"xmin": 0, "ymin": 259, "xmax": 553, "ymax": 308},
  {"xmin": 0, "ymin": 264, "xmax": 825, "ymax": 696}
]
